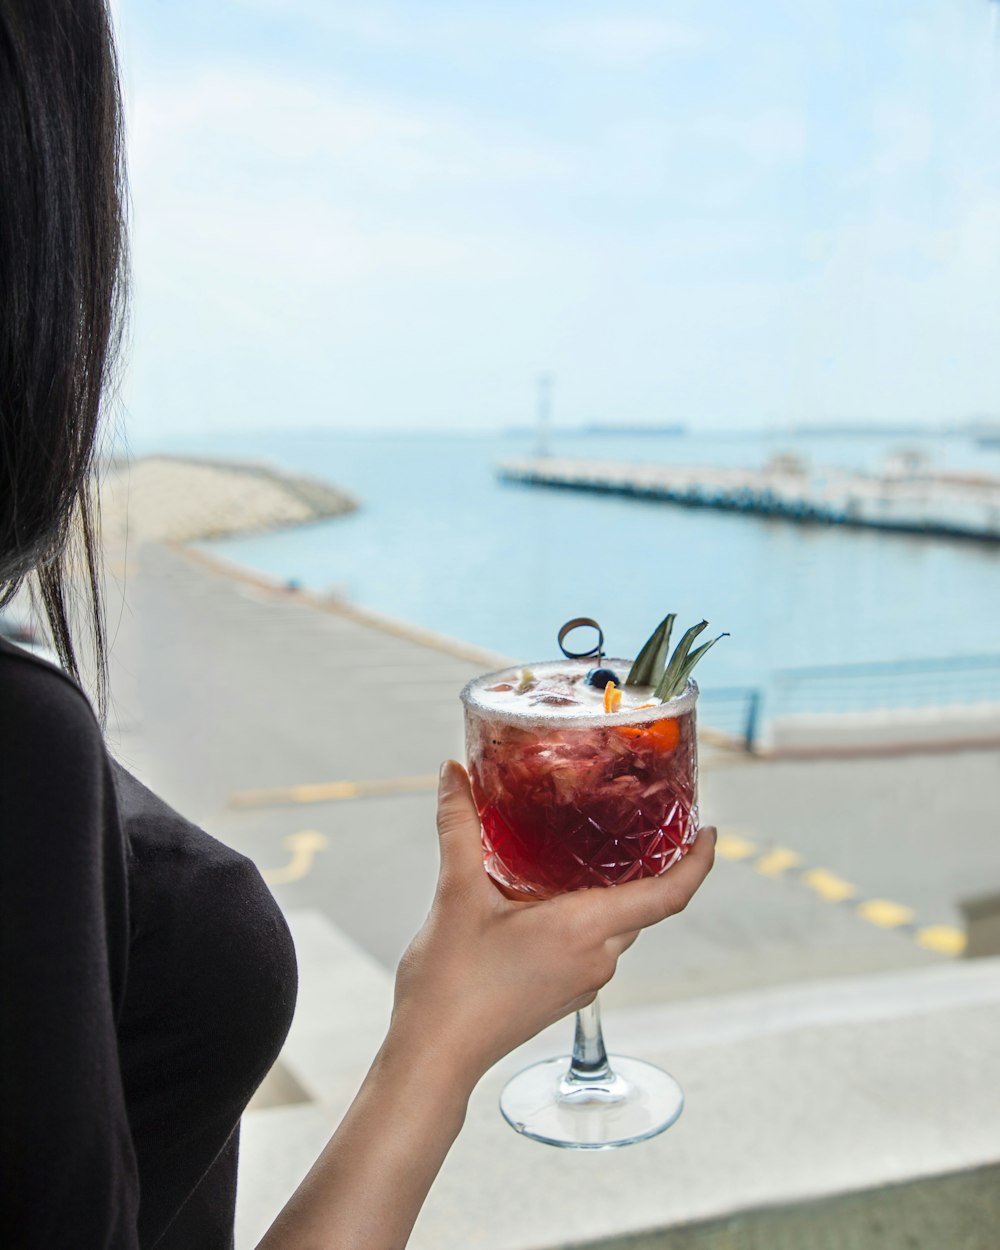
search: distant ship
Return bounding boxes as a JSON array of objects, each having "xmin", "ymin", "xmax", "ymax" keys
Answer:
[
  {"xmin": 502, "ymin": 422, "xmax": 687, "ymax": 437},
  {"xmin": 582, "ymin": 423, "xmax": 686, "ymax": 436}
]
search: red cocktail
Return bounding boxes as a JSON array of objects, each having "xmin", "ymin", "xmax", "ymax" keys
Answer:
[
  {"xmin": 460, "ymin": 614, "xmax": 719, "ymax": 1150},
  {"xmin": 462, "ymin": 658, "xmax": 698, "ymax": 900}
]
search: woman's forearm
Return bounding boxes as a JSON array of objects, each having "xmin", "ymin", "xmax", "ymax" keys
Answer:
[
  {"xmin": 253, "ymin": 766, "xmax": 714, "ymax": 1249},
  {"xmin": 256, "ymin": 1028, "xmax": 473, "ymax": 1250}
]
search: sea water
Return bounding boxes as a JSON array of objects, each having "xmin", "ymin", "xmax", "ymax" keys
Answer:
[{"xmin": 134, "ymin": 427, "xmax": 1000, "ymax": 707}]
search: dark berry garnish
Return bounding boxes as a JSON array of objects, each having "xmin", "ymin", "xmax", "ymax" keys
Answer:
[{"xmin": 586, "ymin": 667, "xmax": 620, "ymax": 690}]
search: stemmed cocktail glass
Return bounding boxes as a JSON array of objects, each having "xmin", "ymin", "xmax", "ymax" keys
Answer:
[{"xmin": 460, "ymin": 654, "xmax": 700, "ymax": 1149}]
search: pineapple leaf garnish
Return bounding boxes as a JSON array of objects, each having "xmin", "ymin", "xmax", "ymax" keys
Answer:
[
  {"xmin": 657, "ymin": 631, "xmax": 729, "ymax": 700},
  {"xmin": 625, "ymin": 614, "xmax": 675, "ymax": 687},
  {"xmin": 654, "ymin": 619, "xmax": 708, "ymax": 699},
  {"xmin": 628, "ymin": 613, "xmax": 728, "ymax": 700}
]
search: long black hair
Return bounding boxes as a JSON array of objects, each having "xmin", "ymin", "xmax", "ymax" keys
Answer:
[{"xmin": 0, "ymin": 0, "xmax": 128, "ymax": 717}]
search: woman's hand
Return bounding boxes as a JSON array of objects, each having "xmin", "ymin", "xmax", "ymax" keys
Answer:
[
  {"xmin": 259, "ymin": 761, "xmax": 714, "ymax": 1248},
  {"xmin": 389, "ymin": 760, "xmax": 716, "ymax": 1092}
]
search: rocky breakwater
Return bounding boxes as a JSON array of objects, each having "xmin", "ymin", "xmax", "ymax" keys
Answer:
[{"xmin": 99, "ymin": 454, "xmax": 358, "ymax": 545}]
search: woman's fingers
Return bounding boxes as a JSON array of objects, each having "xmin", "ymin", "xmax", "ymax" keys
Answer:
[
  {"xmin": 435, "ymin": 762, "xmax": 716, "ymax": 938},
  {"xmin": 574, "ymin": 825, "xmax": 717, "ymax": 937},
  {"xmin": 605, "ymin": 929, "xmax": 641, "ymax": 958},
  {"xmin": 435, "ymin": 760, "xmax": 492, "ymax": 895}
]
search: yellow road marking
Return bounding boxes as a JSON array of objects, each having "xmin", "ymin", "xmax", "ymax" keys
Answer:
[
  {"xmin": 856, "ymin": 898, "xmax": 915, "ymax": 929},
  {"xmin": 754, "ymin": 847, "xmax": 801, "ymax": 876},
  {"xmin": 802, "ymin": 868, "xmax": 857, "ymax": 903},
  {"xmin": 715, "ymin": 833, "xmax": 758, "ymax": 861},
  {"xmin": 262, "ymin": 830, "xmax": 328, "ymax": 885},
  {"xmin": 915, "ymin": 925, "xmax": 967, "ymax": 956},
  {"xmin": 712, "ymin": 826, "xmax": 965, "ymax": 957},
  {"xmin": 230, "ymin": 774, "xmax": 439, "ymax": 810}
]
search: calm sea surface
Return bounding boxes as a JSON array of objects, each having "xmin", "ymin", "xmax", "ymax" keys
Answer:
[{"xmin": 140, "ymin": 428, "xmax": 1000, "ymax": 700}]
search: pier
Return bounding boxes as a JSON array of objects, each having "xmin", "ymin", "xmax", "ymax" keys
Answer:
[{"xmin": 498, "ymin": 456, "xmax": 1000, "ymax": 543}]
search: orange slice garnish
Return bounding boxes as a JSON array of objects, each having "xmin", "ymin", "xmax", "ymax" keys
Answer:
[
  {"xmin": 647, "ymin": 718, "xmax": 681, "ymax": 750},
  {"xmin": 614, "ymin": 716, "xmax": 681, "ymax": 751},
  {"xmin": 603, "ymin": 681, "xmax": 622, "ymax": 713}
]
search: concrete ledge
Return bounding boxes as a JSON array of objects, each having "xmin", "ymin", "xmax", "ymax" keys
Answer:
[
  {"xmin": 413, "ymin": 959, "xmax": 1000, "ymax": 1249},
  {"xmin": 236, "ymin": 910, "xmax": 395, "ymax": 1248},
  {"xmin": 575, "ymin": 1162, "xmax": 1000, "ymax": 1250},
  {"xmin": 767, "ymin": 703, "xmax": 1000, "ymax": 754},
  {"xmin": 963, "ymin": 891, "xmax": 1000, "ymax": 958},
  {"xmin": 238, "ymin": 912, "xmax": 1000, "ymax": 1250}
]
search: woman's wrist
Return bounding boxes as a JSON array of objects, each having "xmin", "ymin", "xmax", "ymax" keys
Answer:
[{"xmin": 377, "ymin": 1010, "xmax": 487, "ymax": 1113}]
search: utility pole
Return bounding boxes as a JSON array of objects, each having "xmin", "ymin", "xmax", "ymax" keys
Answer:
[{"xmin": 536, "ymin": 372, "xmax": 553, "ymax": 459}]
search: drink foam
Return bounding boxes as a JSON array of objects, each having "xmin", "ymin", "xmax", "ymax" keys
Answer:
[{"xmin": 461, "ymin": 658, "xmax": 697, "ymax": 727}]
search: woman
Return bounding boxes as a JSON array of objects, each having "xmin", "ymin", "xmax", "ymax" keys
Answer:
[{"xmin": 0, "ymin": 3, "xmax": 716, "ymax": 1247}]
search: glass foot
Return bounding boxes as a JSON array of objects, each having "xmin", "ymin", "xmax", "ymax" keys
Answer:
[{"xmin": 499, "ymin": 1055, "xmax": 684, "ymax": 1149}]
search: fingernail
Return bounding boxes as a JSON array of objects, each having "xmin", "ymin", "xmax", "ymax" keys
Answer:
[{"xmin": 439, "ymin": 759, "xmax": 457, "ymax": 786}]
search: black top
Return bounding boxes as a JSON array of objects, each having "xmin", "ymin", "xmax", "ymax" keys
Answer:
[{"xmin": 0, "ymin": 638, "xmax": 298, "ymax": 1248}]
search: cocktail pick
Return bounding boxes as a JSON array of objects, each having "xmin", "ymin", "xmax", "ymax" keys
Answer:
[{"xmin": 557, "ymin": 617, "xmax": 605, "ymax": 665}]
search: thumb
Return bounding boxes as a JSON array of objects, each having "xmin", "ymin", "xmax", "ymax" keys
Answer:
[{"xmin": 435, "ymin": 760, "xmax": 489, "ymax": 890}]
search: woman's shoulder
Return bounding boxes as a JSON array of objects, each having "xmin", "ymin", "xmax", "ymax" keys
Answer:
[
  {"xmin": 0, "ymin": 635, "xmax": 131, "ymax": 1002},
  {"xmin": 0, "ymin": 636, "xmax": 115, "ymax": 847},
  {"xmin": 0, "ymin": 635, "xmax": 105, "ymax": 768}
]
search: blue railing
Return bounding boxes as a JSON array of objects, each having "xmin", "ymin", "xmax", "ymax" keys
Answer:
[
  {"xmin": 699, "ymin": 655, "xmax": 1000, "ymax": 752},
  {"xmin": 771, "ymin": 655, "xmax": 1000, "ymax": 715},
  {"xmin": 697, "ymin": 686, "xmax": 762, "ymax": 751}
]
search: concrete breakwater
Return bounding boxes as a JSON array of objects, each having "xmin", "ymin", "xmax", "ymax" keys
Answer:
[
  {"xmin": 100, "ymin": 453, "xmax": 358, "ymax": 545},
  {"xmin": 499, "ymin": 456, "xmax": 1000, "ymax": 543}
]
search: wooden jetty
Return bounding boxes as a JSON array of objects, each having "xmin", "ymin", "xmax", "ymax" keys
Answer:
[{"xmin": 498, "ymin": 457, "xmax": 1000, "ymax": 544}]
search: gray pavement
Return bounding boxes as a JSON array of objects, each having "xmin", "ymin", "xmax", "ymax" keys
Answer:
[
  {"xmin": 105, "ymin": 542, "xmax": 1000, "ymax": 1004},
  {"xmin": 101, "ymin": 542, "xmax": 1000, "ymax": 1249}
]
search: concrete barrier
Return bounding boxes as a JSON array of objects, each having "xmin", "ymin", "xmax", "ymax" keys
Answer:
[
  {"xmin": 766, "ymin": 703, "xmax": 1000, "ymax": 755},
  {"xmin": 963, "ymin": 892, "xmax": 1000, "ymax": 959},
  {"xmin": 238, "ymin": 911, "xmax": 1000, "ymax": 1250},
  {"xmin": 577, "ymin": 1162, "xmax": 1000, "ymax": 1250}
]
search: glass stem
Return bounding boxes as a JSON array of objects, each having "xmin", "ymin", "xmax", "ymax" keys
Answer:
[{"xmin": 567, "ymin": 995, "xmax": 613, "ymax": 1084}]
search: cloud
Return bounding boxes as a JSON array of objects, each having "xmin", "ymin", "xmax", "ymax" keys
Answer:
[
  {"xmin": 232, "ymin": 0, "xmax": 413, "ymax": 47},
  {"xmin": 871, "ymin": 101, "xmax": 934, "ymax": 177},
  {"xmin": 234, "ymin": 3, "xmax": 706, "ymax": 66},
  {"xmin": 118, "ymin": 3, "xmax": 1000, "ymax": 435},
  {"xmin": 130, "ymin": 65, "xmax": 572, "ymax": 201},
  {"xmin": 541, "ymin": 15, "xmax": 705, "ymax": 63}
]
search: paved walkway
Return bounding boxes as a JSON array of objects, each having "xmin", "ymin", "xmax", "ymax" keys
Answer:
[
  {"xmin": 106, "ymin": 542, "xmax": 997, "ymax": 1006},
  {"xmin": 101, "ymin": 541, "xmax": 1000, "ymax": 1247}
]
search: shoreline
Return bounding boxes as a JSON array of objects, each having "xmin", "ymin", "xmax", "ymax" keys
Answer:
[
  {"xmin": 98, "ymin": 450, "xmax": 1000, "ymax": 761},
  {"xmin": 175, "ymin": 541, "xmax": 513, "ymax": 671}
]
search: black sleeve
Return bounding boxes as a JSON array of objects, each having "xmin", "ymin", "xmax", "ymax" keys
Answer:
[{"xmin": 1, "ymin": 658, "xmax": 140, "ymax": 1248}]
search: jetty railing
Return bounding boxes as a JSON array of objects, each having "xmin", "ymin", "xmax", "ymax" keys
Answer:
[
  {"xmin": 771, "ymin": 655, "xmax": 1000, "ymax": 715},
  {"xmin": 699, "ymin": 656, "xmax": 1000, "ymax": 752},
  {"xmin": 697, "ymin": 687, "xmax": 763, "ymax": 751}
]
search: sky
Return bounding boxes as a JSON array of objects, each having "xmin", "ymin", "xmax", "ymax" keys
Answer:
[{"xmin": 114, "ymin": 0, "xmax": 1000, "ymax": 440}]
